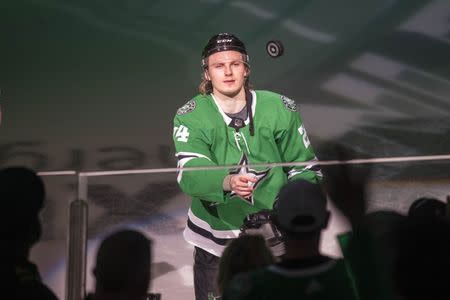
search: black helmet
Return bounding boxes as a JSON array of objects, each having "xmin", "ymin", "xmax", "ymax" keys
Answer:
[{"xmin": 201, "ymin": 33, "xmax": 249, "ymax": 68}]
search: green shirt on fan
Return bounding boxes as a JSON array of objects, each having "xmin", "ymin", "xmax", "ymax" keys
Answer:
[{"xmin": 222, "ymin": 256, "xmax": 358, "ymax": 300}]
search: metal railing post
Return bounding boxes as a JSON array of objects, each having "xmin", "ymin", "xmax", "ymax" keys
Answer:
[{"xmin": 66, "ymin": 174, "xmax": 88, "ymax": 300}]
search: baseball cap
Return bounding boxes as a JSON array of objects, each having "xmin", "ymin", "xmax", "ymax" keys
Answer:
[{"xmin": 275, "ymin": 179, "xmax": 328, "ymax": 234}]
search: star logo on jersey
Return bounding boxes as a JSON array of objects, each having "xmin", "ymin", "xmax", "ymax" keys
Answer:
[{"xmin": 229, "ymin": 154, "xmax": 269, "ymax": 205}]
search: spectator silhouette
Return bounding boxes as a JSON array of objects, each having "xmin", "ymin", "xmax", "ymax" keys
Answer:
[
  {"xmin": 0, "ymin": 166, "xmax": 58, "ymax": 300},
  {"xmin": 390, "ymin": 196, "xmax": 450, "ymax": 300},
  {"xmin": 393, "ymin": 216, "xmax": 450, "ymax": 300},
  {"xmin": 321, "ymin": 148, "xmax": 399, "ymax": 300},
  {"xmin": 408, "ymin": 197, "xmax": 447, "ymax": 219},
  {"xmin": 86, "ymin": 229, "xmax": 156, "ymax": 300},
  {"xmin": 222, "ymin": 179, "xmax": 357, "ymax": 300},
  {"xmin": 336, "ymin": 209, "xmax": 406, "ymax": 300},
  {"xmin": 321, "ymin": 145, "xmax": 450, "ymax": 300},
  {"xmin": 361, "ymin": 210, "xmax": 405, "ymax": 270},
  {"xmin": 217, "ymin": 234, "xmax": 274, "ymax": 297}
]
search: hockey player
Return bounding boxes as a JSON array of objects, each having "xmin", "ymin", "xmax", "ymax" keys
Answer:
[{"xmin": 172, "ymin": 32, "xmax": 322, "ymax": 300}]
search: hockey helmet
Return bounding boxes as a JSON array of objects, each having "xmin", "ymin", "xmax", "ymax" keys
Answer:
[{"xmin": 201, "ymin": 33, "xmax": 249, "ymax": 68}]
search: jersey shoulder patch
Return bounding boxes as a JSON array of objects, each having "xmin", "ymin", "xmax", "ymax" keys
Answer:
[
  {"xmin": 177, "ymin": 99, "xmax": 197, "ymax": 115},
  {"xmin": 280, "ymin": 95, "xmax": 297, "ymax": 112}
]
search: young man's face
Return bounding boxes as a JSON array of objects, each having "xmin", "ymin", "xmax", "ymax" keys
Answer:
[{"xmin": 204, "ymin": 50, "xmax": 249, "ymax": 98}]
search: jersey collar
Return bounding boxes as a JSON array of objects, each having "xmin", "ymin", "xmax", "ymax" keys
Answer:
[{"xmin": 211, "ymin": 90, "xmax": 257, "ymax": 126}]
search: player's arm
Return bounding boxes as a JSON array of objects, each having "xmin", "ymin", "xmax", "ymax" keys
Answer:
[
  {"xmin": 174, "ymin": 116, "xmax": 236, "ymax": 203},
  {"xmin": 276, "ymin": 100, "xmax": 322, "ymax": 183}
]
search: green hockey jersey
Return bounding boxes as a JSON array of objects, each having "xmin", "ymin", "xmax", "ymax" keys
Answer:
[
  {"xmin": 221, "ymin": 257, "xmax": 358, "ymax": 300},
  {"xmin": 173, "ymin": 90, "xmax": 321, "ymax": 256}
]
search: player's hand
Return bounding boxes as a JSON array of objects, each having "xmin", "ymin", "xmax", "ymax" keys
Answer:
[{"xmin": 229, "ymin": 174, "xmax": 257, "ymax": 198}]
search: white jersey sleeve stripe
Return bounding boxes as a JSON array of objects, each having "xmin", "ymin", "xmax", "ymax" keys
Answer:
[
  {"xmin": 176, "ymin": 152, "xmax": 212, "ymax": 183},
  {"xmin": 175, "ymin": 151, "xmax": 212, "ymax": 160}
]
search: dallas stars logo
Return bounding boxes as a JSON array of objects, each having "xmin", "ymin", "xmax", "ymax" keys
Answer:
[{"xmin": 229, "ymin": 154, "xmax": 270, "ymax": 205}]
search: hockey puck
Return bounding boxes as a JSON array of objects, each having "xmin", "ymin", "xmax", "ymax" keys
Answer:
[{"xmin": 266, "ymin": 40, "xmax": 284, "ymax": 58}]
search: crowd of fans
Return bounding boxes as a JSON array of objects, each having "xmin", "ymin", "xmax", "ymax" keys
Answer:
[{"xmin": 1, "ymin": 162, "xmax": 448, "ymax": 300}]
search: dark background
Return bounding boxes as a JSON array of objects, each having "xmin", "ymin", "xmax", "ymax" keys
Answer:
[{"xmin": 1, "ymin": 0, "xmax": 450, "ymax": 299}]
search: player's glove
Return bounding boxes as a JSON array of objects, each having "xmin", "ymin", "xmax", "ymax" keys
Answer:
[{"xmin": 240, "ymin": 209, "xmax": 284, "ymax": 257}]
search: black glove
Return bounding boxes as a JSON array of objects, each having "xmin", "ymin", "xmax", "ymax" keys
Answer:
[{"xmin": 240, "ymin": 210, "xmax": 284, "ymax": 256}]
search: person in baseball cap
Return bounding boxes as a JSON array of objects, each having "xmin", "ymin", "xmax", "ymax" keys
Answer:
[{"xmin": 221, "ymin": 179, "xmax": 358, "ymax": 300}]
